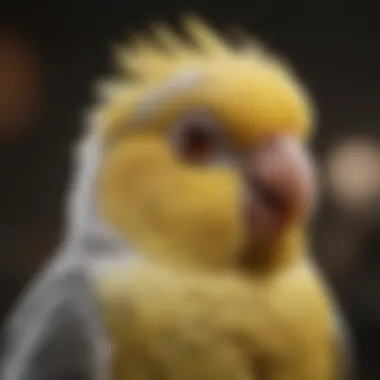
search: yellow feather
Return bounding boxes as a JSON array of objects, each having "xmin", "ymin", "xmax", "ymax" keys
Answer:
[
  {"xmin": 182, "ymin": 15, "xmax": 231, "ymax": 56},
  {"xmin": 151, "ymin": 23, "xmax": 191, "ymax": 56},
  {"xmin": 229, "ymin": 25, "xmax": 268, "ymax": 57},
  {"xmin": 95, "ymin": 15, "xmax": 309, "ymax": 142}
]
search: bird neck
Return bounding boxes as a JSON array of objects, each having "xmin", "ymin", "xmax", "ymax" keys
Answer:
[{"xmin": 239, "ymin": 226, "xmax": 307, "ymax": 275}]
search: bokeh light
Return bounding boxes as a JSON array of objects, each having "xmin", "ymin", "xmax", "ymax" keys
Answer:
[
  {"xmin": 0, "ymin": 28, "xmax": 42, "ymax": 142},
  {"xmin": 324, "ymin": 136, "xmax": 380, "ymax": 214}
]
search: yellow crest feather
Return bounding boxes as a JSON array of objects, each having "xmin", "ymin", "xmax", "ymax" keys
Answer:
[
  {"xmin": 115, "ymin": 15, "xmax": 237, "ymax": 84},
  {"xmin": 95, "ymin": 15, "xmax": 299, "ymax": 140}
]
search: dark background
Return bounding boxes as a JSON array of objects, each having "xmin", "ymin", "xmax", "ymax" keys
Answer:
[{"xmin": 1, "ymin": 0, "xmax": 380, "ymax": 378}]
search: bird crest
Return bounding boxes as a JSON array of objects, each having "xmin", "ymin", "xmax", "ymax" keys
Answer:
[{"xmin": 92, "ymin": 15, "xmax": 294, "ymax": 141}]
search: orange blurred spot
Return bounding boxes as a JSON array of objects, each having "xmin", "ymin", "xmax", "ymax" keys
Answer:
[{"xmin": 0, "ymin": 28, "xmax": 43, "ymax": 141}]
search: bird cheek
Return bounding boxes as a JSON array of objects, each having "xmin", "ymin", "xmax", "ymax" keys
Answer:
[
  {"xmin": 99, "ymin": 138, "xmax": 176, "ymax": 229},
  {"xmin": 194, "ymin": 172, "xmax": 244, "ymax": 249}
]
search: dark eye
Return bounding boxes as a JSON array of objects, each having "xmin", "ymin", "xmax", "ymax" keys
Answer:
[{"xmin": 171, "ymin": 112, "xmax": 226, "ymax": 164}]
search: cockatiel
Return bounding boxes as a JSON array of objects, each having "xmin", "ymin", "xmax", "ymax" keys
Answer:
[{"xmin": 0, "ymin": 16, "xmax": 352, "ymax": 380}]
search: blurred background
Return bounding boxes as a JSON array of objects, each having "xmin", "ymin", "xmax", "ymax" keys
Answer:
[{"xmin": 1, "ymin": 0, "xmax": 380, "ymax": 378}]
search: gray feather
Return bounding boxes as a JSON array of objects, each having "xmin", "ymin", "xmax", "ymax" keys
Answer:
[
  {"xmin": 0, "ymin": 120, "xmax": 132, "ymax": 380},
  {"xmin": 0, "ymin": 268, "xmax": 109, "ymax": 380}
]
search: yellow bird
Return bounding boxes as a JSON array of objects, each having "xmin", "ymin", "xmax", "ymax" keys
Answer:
[{"xmin": 0, "ymin": 16, "xmax": 351, "ymax": 380}]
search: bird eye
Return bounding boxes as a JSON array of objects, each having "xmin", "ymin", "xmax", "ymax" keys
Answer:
[{"xmin": 171, "ymin": 112, "xmax": 227, "ymax": 165}]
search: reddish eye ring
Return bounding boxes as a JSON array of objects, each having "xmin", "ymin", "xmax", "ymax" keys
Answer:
[
  {"xmin": 177, "ymin": 123, "xmax": 217, "ymax": 162},
  {"xmin": 171, "ymin": 112, "xmax": 225, "ymax": 164}
]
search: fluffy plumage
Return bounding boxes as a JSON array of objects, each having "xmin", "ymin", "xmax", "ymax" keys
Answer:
[
  {"xmin": 95, "ymin": 16, "xmax": 313, "ymax": 143},
  {"xmin": 0, "ymin": 16, "xmax": 349, "ymax": 380},
  {"xmin": 93, "ymin": 16, "xmax": 345, "ymax": 380},
  {"xmin": 95, "ymin": 16, "xmax": 314, "ymax": 271}
]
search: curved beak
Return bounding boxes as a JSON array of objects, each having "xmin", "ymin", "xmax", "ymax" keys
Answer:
[{"xmin": 242, "ymin": 135, "xmax": 316, "ymax": 236}]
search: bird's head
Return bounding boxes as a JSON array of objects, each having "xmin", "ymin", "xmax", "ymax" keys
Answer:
[{"xmin": 95, "ymin": 17, "xmax": 316, "ymax": 271}]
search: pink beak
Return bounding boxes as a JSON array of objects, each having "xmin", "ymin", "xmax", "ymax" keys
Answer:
[{"xmin": 243, "ymin": 135, "xmax": 316, "ymax": 234}]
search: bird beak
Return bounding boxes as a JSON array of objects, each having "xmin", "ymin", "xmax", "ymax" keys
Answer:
[{"xmin": 242, "ymin": 135, "xmax": 316, "ymax": 236}]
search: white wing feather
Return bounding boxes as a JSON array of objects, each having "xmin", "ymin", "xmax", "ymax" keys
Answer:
[{"xmin": 0, "ymin": 117, "xmax": 132, "ymax": 380}]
